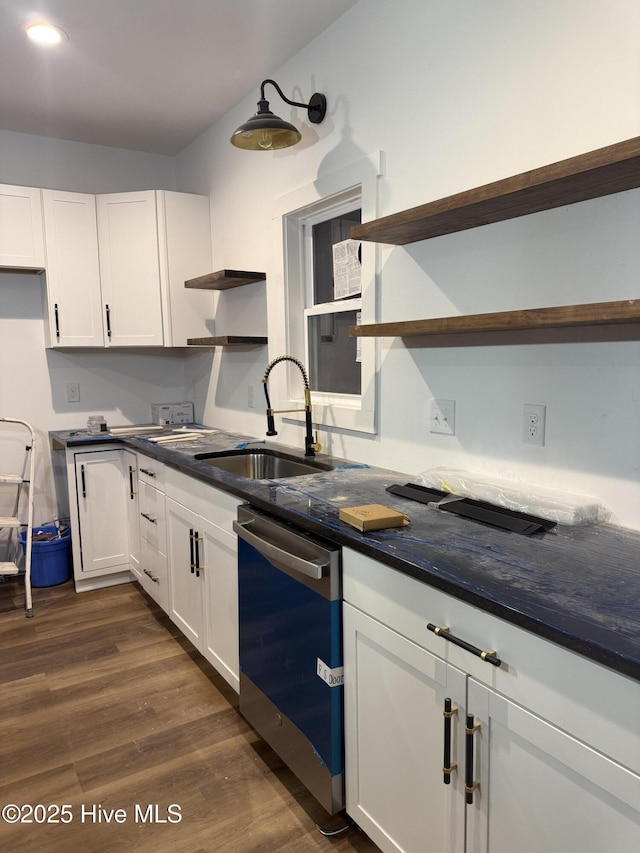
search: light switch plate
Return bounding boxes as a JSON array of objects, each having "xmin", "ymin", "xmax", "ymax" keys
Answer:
[{"xmin": 429, "ymin": 399, "xmax": 455, "ymax": 435}]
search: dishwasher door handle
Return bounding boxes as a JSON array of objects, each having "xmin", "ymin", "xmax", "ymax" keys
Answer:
[{"xmin": 233, "ymin": 518, "xmax": 328, "ymax": 581}]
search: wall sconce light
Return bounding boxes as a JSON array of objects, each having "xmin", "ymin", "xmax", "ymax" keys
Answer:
[{"xmin": 230, "ymin": 79, "xmax": 326, "ymax": 151}]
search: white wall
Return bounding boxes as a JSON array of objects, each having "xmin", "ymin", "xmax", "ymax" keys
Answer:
[
  {"xmin": 2, "ymin": 0, "xmax": 639, "ymax": 531},
  {"xmin": 0, "ymin": 129, "xmax": 176, "ymax": 192},
  {"xmin": 176, "ymin": 0, "xmax": 640, "ymax": 529},
  {"xmin": 0, "ymin": 134, "xmax": 183, "ymax": 525}
]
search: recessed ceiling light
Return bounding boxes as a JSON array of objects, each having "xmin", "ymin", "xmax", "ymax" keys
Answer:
[{"xmin": 25, "ymin": 21, "xmax": 68, "ymax": 46}]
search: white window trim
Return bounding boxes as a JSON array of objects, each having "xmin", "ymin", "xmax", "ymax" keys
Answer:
[{"xmin": 270, "ymin": 151, "xmax": 383, "ymax": 435}]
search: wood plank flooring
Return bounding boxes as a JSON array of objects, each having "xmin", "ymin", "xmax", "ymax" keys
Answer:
[{"xmin": 0, "ymin": 578, "xmax": 380, "ymax": 853}]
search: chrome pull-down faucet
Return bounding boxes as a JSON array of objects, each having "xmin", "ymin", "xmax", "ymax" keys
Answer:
[{"xmin": 262, "ymin": 355, "xmax": 321, "ymax": 457}]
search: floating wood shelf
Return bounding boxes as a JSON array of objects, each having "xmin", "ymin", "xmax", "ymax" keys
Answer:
[
  {"xmin": 184, "ymin": 269, "xmax": 266, "ymax": 290},
  {"xmin": 350, "ymin": 299, "xmax": 640, "ymax": 339},
  {"xmin": 186, "ymin": 335, "xmax": 268, "ymax": 347},
  {"xmin": 350, "ymin": 136, "xmax": 640, "ymax": 245}
]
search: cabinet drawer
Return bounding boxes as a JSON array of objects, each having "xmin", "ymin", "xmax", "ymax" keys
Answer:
[
  {"xmin": 138, "ymin": 481, "xmax": 166, "ymax": 553},
  {"xmin": 139, "ymin": 537, "xmax": 168, "ymax": 612},
  {"xmin": 139, "ymin": 480, "xmax": 166, "ymax": 519},
  {"xmin": 343, "ymin": 547, "xmax": 640, "ymax": 774},
  {"xmin": 165, "ymin": 466, "xmax": 240, "ymax": 534},
  {"xmin": 138, "ymin": 457, "xmax": 165, "ymax": 488}
]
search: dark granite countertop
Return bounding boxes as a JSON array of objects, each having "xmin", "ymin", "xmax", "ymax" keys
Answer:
[{"xmin": 51, "ymin": 426, "xmax": 640, "ymax": 683}]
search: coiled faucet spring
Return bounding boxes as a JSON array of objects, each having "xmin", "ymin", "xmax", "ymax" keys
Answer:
[{"xmin": 262, "ymin": 355, "xmax": 320, "ymax": 457}]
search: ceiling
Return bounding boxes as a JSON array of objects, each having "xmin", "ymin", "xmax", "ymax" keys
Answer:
[{"xmin": 0, "ymin": 0, "xmax": 357, "ymax": 155}]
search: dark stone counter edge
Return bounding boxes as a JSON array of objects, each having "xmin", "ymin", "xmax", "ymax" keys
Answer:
[
  {"xmin": 51, "ymin": 429, "xmax": 640, "ymax": 684},
  {"xmin": 222, "ymin": 488, "xmax": 640, "ymax": 684}
]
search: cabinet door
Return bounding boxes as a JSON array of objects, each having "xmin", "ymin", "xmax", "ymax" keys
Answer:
[
  {"xmin": 466, "ymin": 679, "xmax": 640, "ymax": 853},
  {"xmin": 343, "ymin": 603, "xmax": 466, "ymax": 853},
  {"xmin": 75, "ymin": 450, "xmax": 130, "ymax": 575},
  {"xmin": 97, "ymin": 191, "xmax": 164, "ymax": 346},
  {"xmin": 166, "ymin": 497, "xmax": 204, "ymax": 650},
  {"xmin": 0, "ymin": 184, "xmax": 45, "ymax": 268},
  {"xmin": 201, "ymin": 518, "xmax": 239, "ymax": 692},
  {"xmin": 42, "ymin": 190, "xmax": 104, "ymax": 347},
  {"xmin": 158, "ymin": 191, "xmax": 213, "ymax": 346}
]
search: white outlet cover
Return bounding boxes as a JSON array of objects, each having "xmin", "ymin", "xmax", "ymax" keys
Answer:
[
  {"xmin": 429, "ymin": 399, "xmax": 455, "ymax": 435},
  {"xmin": 523, "ymin": 403, "xmax": 546, "ymax": 446},
  {"xmin": 66, "ymin": 382, "xmax": 80, "ymax": 403}
]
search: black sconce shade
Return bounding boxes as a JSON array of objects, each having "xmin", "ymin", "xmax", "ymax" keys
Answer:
[{"xmin": 230, "ymin": 80, "xmax": 326, "ymax": 151}]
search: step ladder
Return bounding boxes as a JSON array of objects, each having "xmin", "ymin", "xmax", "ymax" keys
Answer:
[{"xmin": 0, "ymin": 417, "xmax": 36, "ymax": 618}]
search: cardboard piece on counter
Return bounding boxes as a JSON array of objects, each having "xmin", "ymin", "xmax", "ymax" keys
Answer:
[{"xmin": 339, "ymin": 504, "xmax": 410, "ymax": 532}]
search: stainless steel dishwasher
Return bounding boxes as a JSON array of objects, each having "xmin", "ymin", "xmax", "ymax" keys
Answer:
[{"xmin": 233, "ymin": 504, "xmax": 344, "ymax": 814}]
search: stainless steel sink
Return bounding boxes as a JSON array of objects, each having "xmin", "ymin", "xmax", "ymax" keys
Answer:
[{"xmin": 194, "ymin": 448, "xmax": 333, "ymax": 479}]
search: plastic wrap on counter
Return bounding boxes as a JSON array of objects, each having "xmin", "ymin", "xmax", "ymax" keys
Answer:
[{"xmin": 417, "ymin": 467, "xmax": 610, "ymax": 526}]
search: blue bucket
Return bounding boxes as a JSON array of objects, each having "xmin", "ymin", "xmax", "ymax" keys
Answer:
[{"xmin": 19, "ymin": 525, "xmax": 72, "ymax": 587}]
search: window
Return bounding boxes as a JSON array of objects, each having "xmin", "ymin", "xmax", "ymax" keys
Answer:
[
  {"xmin": 305, "ymin": 205, "xmax": 361, "ymax": 398},
  {"xmin": 271, "ymin": 152, "xmax": 383, "ymax": 435}
]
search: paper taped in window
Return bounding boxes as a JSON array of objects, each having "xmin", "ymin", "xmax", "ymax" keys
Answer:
[{"xmin": 332, "ymin": 239, "xmax": 361, "ymax": 299}]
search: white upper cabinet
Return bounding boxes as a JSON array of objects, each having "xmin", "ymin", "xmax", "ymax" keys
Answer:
[
  {"xmin": 97, "ymin": 190, "xmax": 213, "ymax": 347},
  {"xmin": 97, "ymin": 190, "xmax": 165, "ymax": 346},
  {"xmin": 42, "ymin": 189, "xmax": 105, "ymax": 347},
  {"xmin": 158, "ymin": 191, "xmax": 214, "ymax": 347},
  {"xmin": 9, "ymin": 184, "xmax": 213, "ymax": 348},
  {"xmin": 0, "ymin": 184, "xmax": 45, "ymax": 269}
]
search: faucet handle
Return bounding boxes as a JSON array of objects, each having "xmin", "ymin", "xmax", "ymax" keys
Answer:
[
  {"xmin": 310, "ymin": 431, "xmax": 322, "ymax": 454},
  {"xmin": 266, "ymin": 411, "xmax": 278, "ymax": 436}
]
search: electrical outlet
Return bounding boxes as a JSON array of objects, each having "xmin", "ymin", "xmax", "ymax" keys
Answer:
[
  {"xmin": 247, "ymin": 385, "xmax": 255, "ymax": 408},
  {"xmin": 523, "ymin": 403, "xmax": 546, "ymax": 446},
  {"xmin": 429, "ymin": 399, "xmax": 455, "ymax": 435},
  {"xmin": 66, "ymin": 383, "xmax": 80, "ymax": 403}
]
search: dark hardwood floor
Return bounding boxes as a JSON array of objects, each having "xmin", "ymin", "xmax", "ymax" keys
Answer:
[{"xmin": 0, "ymin": 578, "xmax": 380, "ymax": 853}]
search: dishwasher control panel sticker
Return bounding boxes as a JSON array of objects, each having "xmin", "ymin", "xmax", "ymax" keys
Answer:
[{"xmin": 317, "ymin": 658, "xmax": 344, "ymax": 687}]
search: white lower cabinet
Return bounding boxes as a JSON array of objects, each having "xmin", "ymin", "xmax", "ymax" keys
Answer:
[
  {"xmin": 124, "ymin": 449, "xmax": 140, "ymax": 577},
  {"xmin": 344, "ymin": 603, "xmax": 466, "ymax": 853},
  {"xmin": 467, "ymin": 679, "xmax": 640, "ymax": 853},
  {"xmin": 166, "ymin": 497, "xmax": 205, "ymax": 647},
  {"xmin": 201, "ymin": 522, "xmax": 238, "ymax": 689},
  {"xmin": 343, "ymin": 549, "xmax": 640, "ymax": 853},
  {"xmin": 70, "ymin": 447, "xmax": 132, "ymax": 591},
  {"xmin": 138, "ymin": 479, "xmax": 167, "ymax": 553},
  {"xmin": 165, "ymin": 468, "xmax": 240, "ymax": 691},
  {"xmin": 139, "ymin": 535, "xmax": 169, "ymax": 612},
  {"xmin": 67, "ymin": 449, "xmax": 239, "ymax": 675},
  {"xmin": 136, "ymin": 461, "xmax": 168, "ymax": 612}
]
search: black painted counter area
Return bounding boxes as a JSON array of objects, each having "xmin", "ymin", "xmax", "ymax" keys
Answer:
[{"xmin": 51, "ymin": 427, "xmax": 640, "ymax": 683}]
